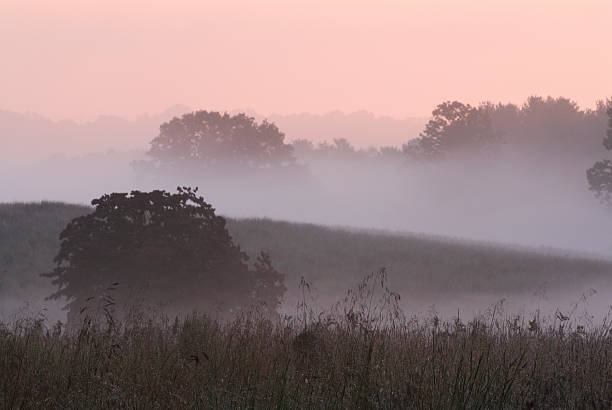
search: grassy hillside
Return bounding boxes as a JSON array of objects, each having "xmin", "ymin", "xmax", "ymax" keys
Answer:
[
  {"xmin": 228, "ymin": 219, "xmax": 612, "ymax": 295},
  {"xmin": 0, "ymin": 202, "xmax": 89, "ymax": 290},
  {"xmin": 1, "ymin": 202, "xmax": 611, "ymax": 317}
]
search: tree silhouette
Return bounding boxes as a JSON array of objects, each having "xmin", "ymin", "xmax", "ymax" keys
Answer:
[
  {"xmin": 146, "ymin": 111, "xmax": 295, "ymax": 170},
  {"xmin": 43, "ymin": 187, "xmax": 286, "ymax": 325},
  {"xmin": 403, "ymin": 101, "xmax": 498, "ymax": 159},
  {"xmin": 587, "ymin": 106, "xmax": 612, "ymax": 202}
]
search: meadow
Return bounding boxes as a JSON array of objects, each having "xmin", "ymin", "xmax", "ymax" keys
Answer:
[
  {"xmin": 1, "ymin": 275, "xmax": 610, "ymax": 409},
  {"xmin": 1, "ymin": 203, "xmax": 612, "ymax": 408},
  {"xmin": 2, "ymin": 201, "xmax": 612, "ymax": 319}
]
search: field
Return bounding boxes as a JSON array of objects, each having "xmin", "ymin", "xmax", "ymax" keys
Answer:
[
  {"xmin": 1, "ymin": 200, "xmax": 612, "ymax": 408},
  {"xmin": 2, "ymin": 201, "xmax": 612, "ymax": 320},
  {"xmin": 1, "ymin": 288, "xmax": 611, "ymax": 409}
]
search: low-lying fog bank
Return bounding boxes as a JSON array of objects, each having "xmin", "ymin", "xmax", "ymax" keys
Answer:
[
  {"xmin": 2, "ymin": 277, "xmax": 611, "ymax": 329},
  {"xmin": 3, "ymin": 149, "xmax": 610, "ymax": 256}
]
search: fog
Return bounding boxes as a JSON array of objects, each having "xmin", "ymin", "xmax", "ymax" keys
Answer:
[
  {"xmin": 2, "ymin": 103, "xmax": 612, "ymax": 324},
  {"xmin": 297, "ymin": 276, "xmax": 612, "ymax": 326},
  {"xmin": 2, "ymin": 115, "xmax": 611, "ymax": 256}
]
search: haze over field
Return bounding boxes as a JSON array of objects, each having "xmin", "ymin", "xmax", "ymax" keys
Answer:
[{"xmin": 1, "ymin": 100, "xmax": 612, "ymax": 256}]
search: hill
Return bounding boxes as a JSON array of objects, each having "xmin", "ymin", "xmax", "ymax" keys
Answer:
[{"xmin": 1, "ymin": 202, "xmax": 611, "ymax": 320}]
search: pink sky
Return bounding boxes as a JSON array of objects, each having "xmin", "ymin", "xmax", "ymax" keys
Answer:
[{"xmin": 1, "ymin": 0, "xmax": 610, "ymax": 121}]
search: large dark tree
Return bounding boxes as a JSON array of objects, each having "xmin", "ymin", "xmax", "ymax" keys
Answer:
[
  {"xmin": 146, "ymin": 111, "xmax": 295, "ymax": 170},
  {"xmin": 403, "ymin": 101, "xmax": 498, "ymax": 159},
  {"xmin": 587, "ymin": 106, "xmax": 612, "ymax": 201},
  {"xmin": 43, "ymin": 187, "xmax": 286, "ymax": 325}
]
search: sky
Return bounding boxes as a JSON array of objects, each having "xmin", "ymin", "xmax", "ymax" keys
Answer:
[{"xmin": 1, "ymin": 0, "xmax": 610, "ymax": 121}]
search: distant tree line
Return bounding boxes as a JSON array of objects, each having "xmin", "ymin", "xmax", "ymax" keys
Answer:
[
  {"xmin": 404, "ymin": 96, "xmax": 611, "ymax": 160},
  {"xmin": 136, "ymin": 97, "xmax": 610, "ymax": 174},
  {"xmin": 130, "ymin": 96, "xmax": 611, "ymax": 211}
]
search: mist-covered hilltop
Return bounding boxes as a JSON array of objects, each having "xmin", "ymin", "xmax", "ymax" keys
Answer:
[
  {"xmin": 2, "ymin": 201, "xmax": 611, "ymax": 324},
  {"xmin": 1, "ymin": 97, "xmax": 612, "ymax": 256}
]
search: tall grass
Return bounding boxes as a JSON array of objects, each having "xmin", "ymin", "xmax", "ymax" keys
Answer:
[{"xmin": 1, "ymin": 271, "xmax": 610, "ymax": 409}]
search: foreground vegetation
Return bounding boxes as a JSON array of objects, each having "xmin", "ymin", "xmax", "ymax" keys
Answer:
[{"xmin": 1, "ymin": 273, "xmax": 611, "ymax": 409}]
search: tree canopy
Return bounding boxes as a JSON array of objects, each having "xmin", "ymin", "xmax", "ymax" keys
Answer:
[
  {"xmin": 146, "ymin": 111, "xmax": 295, "ymax": 170},
  {"xmin": 403, "ymin": 101, "xmax": 498, "ymax": 159},
  {"xmin": 587, "ymin": 106, "xmax": 612, "ymax": 202},
  {"xmin": 43, "ymin": 187, "xmax": 286, "ymax": 325}
]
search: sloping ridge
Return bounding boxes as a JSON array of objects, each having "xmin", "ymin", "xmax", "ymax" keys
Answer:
[{"xmin": 1, "ymin": 202, "xmax": 611, "ymax": 301}]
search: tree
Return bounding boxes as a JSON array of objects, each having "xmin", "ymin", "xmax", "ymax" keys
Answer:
[
  {"xmin": 146, "ymin": 111, "xmax": 295, "ymax": 170},
  {"xmin": 43, "ymin": 187, "xmax": 286, "ymax": 326},
  {"xmin": 587, "ymin": 106, "xmax": 612, "ymax": 201},
  {"xmin": 403, "ymin": 101, "xmax": 498, "ymax": 159}
]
